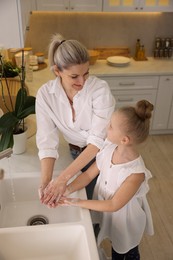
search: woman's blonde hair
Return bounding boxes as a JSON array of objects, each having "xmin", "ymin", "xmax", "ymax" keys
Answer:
[
  {"xmin": 118, "ymin": 100, "xmax": 154, "ymax": 144},
  {"xmin": 48, "ymin": 33, "xmax": 89, "ymax": 71}
]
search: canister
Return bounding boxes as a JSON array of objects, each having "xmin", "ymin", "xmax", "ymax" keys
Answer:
[{"xmin": 35, "ymin": 52, "xmax": 45, "ymax": 64}]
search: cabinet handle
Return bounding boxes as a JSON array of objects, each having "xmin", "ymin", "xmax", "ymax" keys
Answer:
[
  {"xmin": 119, "ymin": 82, "xmax": 135, "ymax": 86},
  {"xmin": 117, "ymin": 98, "xmax": 134, "ymax": 102},
  {"xmin": 165, "ymin": 78, "xmax": 170, "ymax": 81}
]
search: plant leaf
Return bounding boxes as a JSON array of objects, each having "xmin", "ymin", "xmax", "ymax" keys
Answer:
[
  {"xmin": 0, "ymin": 112, "xmax": 19, "ymax": 133},
  {"xmin": 17, "ymin": 96, "xmax": 36, "ymax": 118},
  {"xmin": 14, "ymin": 87, "xmax": 28, "ymax": 115},
  {"xmin": 0, "ymin": 128, "xmax": 14, "ymax": 151}
]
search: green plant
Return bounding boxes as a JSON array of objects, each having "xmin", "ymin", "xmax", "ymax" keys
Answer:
[
  {"xmin": 0, "ymin": 51, "xmax": 36, "ymax": 152},
  {"xmin": 0, "ymin": 60, "xmax": 21, "ymax": 78}
]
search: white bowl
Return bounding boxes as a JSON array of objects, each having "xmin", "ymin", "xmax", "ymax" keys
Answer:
[{"xmin": 107, "ymin": 56, "xmax": 130, "ymax": 67}]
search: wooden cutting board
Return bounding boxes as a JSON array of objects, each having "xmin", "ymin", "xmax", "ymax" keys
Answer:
[{"xmin": 93, "ymin": 47, "xmax": 130, "ymax": 59}]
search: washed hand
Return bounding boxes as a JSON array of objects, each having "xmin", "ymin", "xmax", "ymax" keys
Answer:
[
  {"xmin": 41, "ymin": 177, "xmax": 67, "ymax": 207},
  {"xmin": 38, "ymin": 184, "xmax": 48, "ymax": 202},
  {"xmin": 60, "ymin": 197, "xmax": 81, "ymax": 206}
]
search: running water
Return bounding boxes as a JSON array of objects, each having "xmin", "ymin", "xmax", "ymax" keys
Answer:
[{"xmin": 7, "ymin": 156, "xmax": 16, "ymax": 207}]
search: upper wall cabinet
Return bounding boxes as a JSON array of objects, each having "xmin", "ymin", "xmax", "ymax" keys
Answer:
[
  {"xmin": 36, "ymin": 0, "xmax": 103, "ymax": 12},
  {"xmin": 19, "ymin": 0, "xmax": 37, "ymax": 41},
  {"xmin": 103, "ymin": 0, "xmax": 173, "ymax": 12}
]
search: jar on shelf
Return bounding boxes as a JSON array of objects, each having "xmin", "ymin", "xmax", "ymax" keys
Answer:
[
  {"xmin": 35, "ymin": 52, "xmax": 45, "ymax": 64},
  {"xmin": 155, "ymin": 37, "xmax": 161, "ymax": 49},
  {"xmin": 24, "ymin": 47, "xmax": 33, "ymax": 56}
]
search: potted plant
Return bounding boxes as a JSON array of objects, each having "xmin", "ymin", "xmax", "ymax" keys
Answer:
[{"xmin": 0, "ymin": 50, "xmax": 36, "ymax": 152}]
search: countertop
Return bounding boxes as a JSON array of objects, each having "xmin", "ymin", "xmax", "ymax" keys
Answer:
[
  {"xmin": 26, "ymin": 58, "xmax": 173, "ymax": 98},
  {"xmin": 90, "ymin": 57, "xmax": 173, "ymax": 77}
]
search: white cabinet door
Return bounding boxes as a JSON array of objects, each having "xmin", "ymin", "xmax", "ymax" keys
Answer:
[
  {"xmin": 110, "ymin": 88, "xmax": 157, "ymax": 130},
  {"xmin": 70, "ymin": 0, "xmax": 102, "ymax": 12},
  {"xmin": 111, "ymin": 89, "xmax": 157, "ymax": 109},
  {"xmin": 99, "ymin": 75, "xmax": 158, "ymax": 131},
  {"xmin": 36, "ymin": 0, "xmax": 102, "ymax": 11},
  {"xmin": 20, "ymin": 0, "xmax": 37, "ymax": 38},
  {"xmin": 103, "ymin": 0, "xmax": 173, "ymax": 12},
  {"xmin": 152, "ymin": 76, "xmax": 173, "ymax": 130},
  {"xmin": 168, "ymin": 102, "xmax": 173, "ymax": 129},
  {"xmin": 36, "ymin": 0, "xmax": 69, "ymax": 11},
  {"xmin": 102, "ymin": 76, "xmax": 159, "ymax": 91}
]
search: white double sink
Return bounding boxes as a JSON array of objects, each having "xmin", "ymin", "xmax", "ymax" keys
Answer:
[{"xmin": 0, "ymin": 173, "xmax": 99, "ymax": 260}]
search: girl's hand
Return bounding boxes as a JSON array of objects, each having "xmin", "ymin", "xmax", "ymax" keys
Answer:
[
  {"xmin": 38, "ymin": 186, "xmax": 45, "ymax": 201},
  {"xmin": 59, "ymin": 197, "xmax": 81, "ymax": 207},
  {"xmin": 38, "ymin": 183, "xmax": 48, "ymax": 202}
]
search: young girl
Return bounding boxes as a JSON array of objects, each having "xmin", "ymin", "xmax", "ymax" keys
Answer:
[{"xmin": 61, "ymin": 100, "xmax": 154, "ymax": 260}]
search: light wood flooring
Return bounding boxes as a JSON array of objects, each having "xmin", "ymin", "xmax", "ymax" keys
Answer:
[{"xmin": 101, "ymin": 134, "xmax": 173, "ymax": 260}]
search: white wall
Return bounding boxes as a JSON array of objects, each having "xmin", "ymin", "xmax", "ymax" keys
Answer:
[{"xmin": 0, "ymin": 0, "xmax": 23, "ymax": 49}]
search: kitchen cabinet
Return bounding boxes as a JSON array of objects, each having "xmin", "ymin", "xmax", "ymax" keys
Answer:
[
  {"xmin": 36, "ymin": 0, "xmax": 102, "ymax": 12},
  {"xmin": 152, "ymin": 76, "xmax": 173, "ymax": 132},
  {"xmin": 103, "ymin": 0, "xmax": 173, "ymax": 12},
  {"xmin": 168, "ymin": 103, "xmax": 173, "ymax": 129},
  {"xmin": 19, "ymin": 0, "xmax": 37, "ymax": 39},
  {"xmin": 99, "ymin": 76, "xmax": 158, "ymax": 130}
]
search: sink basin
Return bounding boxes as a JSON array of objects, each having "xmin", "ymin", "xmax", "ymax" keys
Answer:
[
  {"xmin": 0, "ymin": 175, "xmax": 82, "ymax": 228},
  {"xmin": 0, "ymin": 224, "xmax": 91, "ymax": 260}
]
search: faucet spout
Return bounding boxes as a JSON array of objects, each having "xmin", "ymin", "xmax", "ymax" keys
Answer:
[{"xmin": 0, "ymin": 148, "xmax": 13, "ymax": 160}]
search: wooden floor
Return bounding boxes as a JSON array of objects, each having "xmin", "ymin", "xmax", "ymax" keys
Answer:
[{"xmin": 101, "ymin": 134, "xmax": 173, "ymax": 260}]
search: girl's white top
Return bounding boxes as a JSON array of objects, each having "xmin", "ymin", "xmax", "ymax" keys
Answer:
[
  {"xmin": 36, "ymin": 76, "xmax": 115, "ymax": 160},
  {"xmin": 93, "ymin": 142, "xmax": 154, "ymax": 254}
]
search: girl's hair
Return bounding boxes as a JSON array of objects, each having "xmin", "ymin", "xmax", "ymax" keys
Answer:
[
  {"xmin": 48, "ymin": 33, "xmax": 89, "ymax": 71},
  {"xmin": 118, "ymin": 100, "xmax": 154, "ymax": 144}
]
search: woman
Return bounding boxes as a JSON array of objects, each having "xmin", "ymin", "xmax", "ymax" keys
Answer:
[{"xmin": 36, "ymin": 33, "xmax": 115, "ymax": 206}]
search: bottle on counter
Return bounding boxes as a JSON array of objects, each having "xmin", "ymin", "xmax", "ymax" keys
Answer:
[
  {"xmin": 155, "ymin": 37, "xmax": 161, "ymax": 49},
  {"xmin": 137, "ymin": 45, "xmax": 145, "ymax": 60},
  {"xmin": 141, "ymin": 45, "xmax": 145, "ymax": 60},
  {"xmin": 26, "ymin": 65, "xmax": 33, "ymax": 82},
  {"xmin": 168, "ymin": 48, "xmax": 173, "ymax": 58},
  {"xmin": 135, "ymin": 39, "xmax": 140, "ymax": 58}
]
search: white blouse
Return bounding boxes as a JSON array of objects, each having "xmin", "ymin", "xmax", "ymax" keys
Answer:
[
  {"xmin": 93, "ymin": 142, "xmax": 154, "ymax": 254},
  {"xmin": 36, "ymin": 76, "xmax": 115, "ymax": 160}
]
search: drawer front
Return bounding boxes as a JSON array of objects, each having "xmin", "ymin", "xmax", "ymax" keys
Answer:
[
  {"xmin": 111, "ymin": 89, "xmax": 157, "ymax": 109},
  {"xmin": 111, "ymin": 89, "xmax": 157, "ymax": 130},
  {"xmin": 102, "ymin": 76, "xmax": 159, "ymax": 90},
  {"xmin": 168, "ymin": 104, "xmax": 173, "ymax": 129}
]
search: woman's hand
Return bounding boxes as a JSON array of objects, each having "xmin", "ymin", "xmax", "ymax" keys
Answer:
[{"xmin": 41, "ymin": 176, "xmax": 67, "ymax": 207}]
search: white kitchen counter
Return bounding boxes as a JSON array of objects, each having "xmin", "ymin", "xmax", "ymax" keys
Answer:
[
  {"xmin": 90, "ymin": 57, "xmax": 173, "ymax": 77},
  {"xmin": 27, "ymin": 57, "xmax": 173, "ymax": 97}
]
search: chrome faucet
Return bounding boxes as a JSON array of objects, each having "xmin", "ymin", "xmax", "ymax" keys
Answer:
[{"xmin": 0, "ymin": 148, "xmax": 13, "ymax": 179}]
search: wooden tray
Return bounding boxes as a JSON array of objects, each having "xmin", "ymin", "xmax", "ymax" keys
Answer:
[
  {"xmin": 38, "ymin": 62, "xmax": 47, "ymax": 70},
  {"xmin": 93, "ymin": 47, "xmax": 130, "ymax": 59},
  {"xmin": 133, "ymin": 57, "xmax": 148, "ymax": 61}
]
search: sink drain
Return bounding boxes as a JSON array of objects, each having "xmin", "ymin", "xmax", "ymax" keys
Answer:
[{"xmin": 27, "ymin": 215, "xmax": 49, "ymax": 226}]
